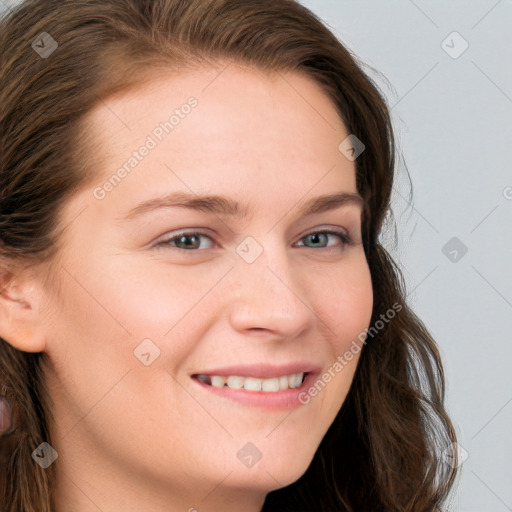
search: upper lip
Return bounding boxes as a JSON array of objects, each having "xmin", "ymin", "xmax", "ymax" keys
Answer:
[{"xmin": 191, "ymin": 362, "xmax": 322, "ymax": 379}]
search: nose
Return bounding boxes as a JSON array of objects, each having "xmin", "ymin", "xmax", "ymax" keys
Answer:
[{"xmin": 228, "ymin": 243, "xmax": 314, "ymax": 338}]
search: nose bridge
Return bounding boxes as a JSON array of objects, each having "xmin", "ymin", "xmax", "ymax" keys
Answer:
[{"xmin": 227, "ymin": 234, "xmax": 313, "ymax": 336}]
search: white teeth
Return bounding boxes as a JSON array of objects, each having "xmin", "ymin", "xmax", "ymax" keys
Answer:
[
  {"xmin": 226, "ymin": 376, "xmax": 244, "ymax": 389},
  {"xmin": 211, "ymin": 375, "xmax": 226, "ymax": 388},
  {"xmin": 243, "ymin": 377, "xmax": 261, "ymax": 391},
  {"xmin": 199, "ymin": 373, "xmax": 305, "ymax": 392},
  {"xmin": 262, "ymin": 378, "xmax": 280, "ymax": 392},
  {"xmin": 288, "ymin": 373, "xmax": 301, "ymax": 388}
]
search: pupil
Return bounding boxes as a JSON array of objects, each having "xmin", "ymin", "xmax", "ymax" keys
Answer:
[
  {"xmin": 180, "ymin": 235, "xmax": 198, "ymax": 248},
  {"xmin": 309, "ymin": 233, "xmax": 325, "ymax": 247}
]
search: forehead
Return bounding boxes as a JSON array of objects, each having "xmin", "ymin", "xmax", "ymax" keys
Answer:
[
  {"xmin": 86, "ymin": 64, "xmax": 348, "ymax": 157},
  {"xmin": 78, "ymin": 64, "xmax": 357, "ymax": 218}
]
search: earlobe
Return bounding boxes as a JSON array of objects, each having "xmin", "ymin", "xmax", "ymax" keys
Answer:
[{"xmin": 0, "ymin": 266, "xmax": 46, "ymax": 353}]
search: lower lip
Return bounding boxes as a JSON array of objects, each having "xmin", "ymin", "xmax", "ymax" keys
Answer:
[{"xmin": 191, "ymin": 373, "xmax": 317, "ymax": 410}]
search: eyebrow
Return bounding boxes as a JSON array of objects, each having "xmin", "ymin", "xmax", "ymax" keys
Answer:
[{"xmin": 121, "ymin": 190, "xmax": 364, "ymax": 221}]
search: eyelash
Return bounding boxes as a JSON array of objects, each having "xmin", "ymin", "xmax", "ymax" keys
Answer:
[{"xmin": 155, "ymin": 229, "xmax": 355, "ymax": 252}]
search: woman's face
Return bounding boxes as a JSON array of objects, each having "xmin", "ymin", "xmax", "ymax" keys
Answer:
[{"xmin": 38, "ymin": 64, "xmax": 373, "ymax": 510}]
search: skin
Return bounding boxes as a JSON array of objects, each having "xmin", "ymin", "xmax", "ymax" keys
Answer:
[{"xmin": 0, "ymin": 63, "xmax": 373, "ymax": 512}]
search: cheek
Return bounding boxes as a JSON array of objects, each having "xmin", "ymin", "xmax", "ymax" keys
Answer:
[
  {"xmin": 309, "ymin": 254, "xmax": 374, "ymax": 345},
  {"xmin": 301, "ymin": 256, "xmax": 372, "ymax": 410},
  {"xmin": 85, "ymin": 253, "xmax": 222, "ymax": 339},
  {"xmin": 40, "ymin": 255, "xmax": 171, "ymax": 434}
]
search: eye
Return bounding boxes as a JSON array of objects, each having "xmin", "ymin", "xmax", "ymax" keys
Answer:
[
  {"xmin": 155, "ymin": 229, "xmax": 354, "ymax": 252},
  {"xmin": 296, "ymin": 229, "xmax": 354, "ymax": 250},
  {"xmin": 156, "ymin": 231, "xmax": 216, "ymax": 251}
]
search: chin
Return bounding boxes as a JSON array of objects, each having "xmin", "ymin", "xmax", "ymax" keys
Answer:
[{"xmin": 225, "ymin": 450, "xmax": 314, "ymax": 493}]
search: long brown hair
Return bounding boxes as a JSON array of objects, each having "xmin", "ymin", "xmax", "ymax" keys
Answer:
[{"xmin": 0, "ymin": 1, "xmax": 458, "ymax": 510}]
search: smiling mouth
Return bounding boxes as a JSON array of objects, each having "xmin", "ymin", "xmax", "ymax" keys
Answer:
[{"xmin": 192, "ymin": 372, "xmax": 308, "ymax": 392}]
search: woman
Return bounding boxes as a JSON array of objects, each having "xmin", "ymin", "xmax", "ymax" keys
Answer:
[{"xmin": 0, "ymin": 0, "xmax": 458, "ymax": 510}]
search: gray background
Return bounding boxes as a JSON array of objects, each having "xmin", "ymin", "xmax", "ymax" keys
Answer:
[{"xmin": 2, "ymin": 0, "xmax": 511, "ymax": 510}]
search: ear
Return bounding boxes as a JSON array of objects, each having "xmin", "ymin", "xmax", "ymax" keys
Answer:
[{"xmin": 0, "ymin": 260, "xmax": 46, "ymax": 353}]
